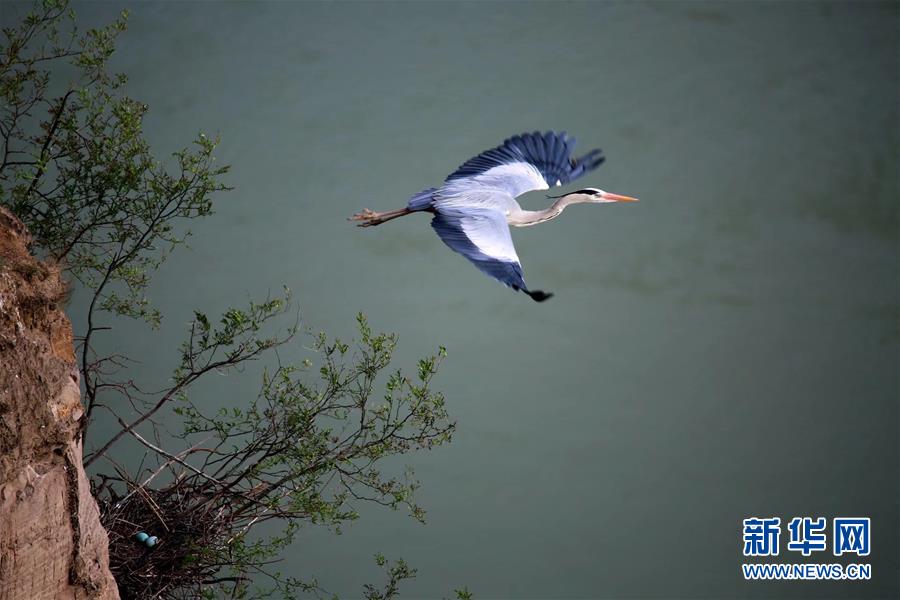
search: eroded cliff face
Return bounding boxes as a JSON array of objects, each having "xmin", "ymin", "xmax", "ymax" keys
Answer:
[{"xmin": 0, "ymin": 208, "xmax": 119, "ymax": 599}]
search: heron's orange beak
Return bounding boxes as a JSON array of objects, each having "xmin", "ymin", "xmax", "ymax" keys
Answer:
[{"xmin": 601, "ymin": 191, "xmax": 639, "ymax": 202}]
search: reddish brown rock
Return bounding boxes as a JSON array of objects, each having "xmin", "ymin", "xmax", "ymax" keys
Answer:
[{"xmin": 0, "ymin": 208, "xmax": 119, "ymax": 599}]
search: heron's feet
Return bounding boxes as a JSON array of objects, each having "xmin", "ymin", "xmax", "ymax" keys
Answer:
[{"xmin": 350, "ymin": 208, "xmax": 383, "ymax": 227}]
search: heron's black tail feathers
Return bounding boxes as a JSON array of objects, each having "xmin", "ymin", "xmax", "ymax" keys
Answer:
[{"xmin": 407, "ymin": 187, "xmax": 438, "ymax": 212}]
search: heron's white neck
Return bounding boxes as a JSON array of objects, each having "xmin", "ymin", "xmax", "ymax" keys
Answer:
[{"xmin": 507, "ymin": 193, "xmax": 589, "ymax": 227}]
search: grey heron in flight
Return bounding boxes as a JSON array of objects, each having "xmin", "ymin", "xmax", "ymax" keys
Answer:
[{"xmin": 351, "ymin": 131, "xmax": 637, "ymax": 302}]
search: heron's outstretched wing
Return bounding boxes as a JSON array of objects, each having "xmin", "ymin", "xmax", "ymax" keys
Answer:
[
  {"xmin": 430, "ymin": 207, "xmax": 554, "ymax": 302},
  {"xmin": 438, "ymin": 131, "xmax": 605, "ymax": 203}
]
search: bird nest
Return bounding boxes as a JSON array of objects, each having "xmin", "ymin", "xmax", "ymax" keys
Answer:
[{"xmin": 98, "ymin": 479, "xmax": 231, "ymax": 599}]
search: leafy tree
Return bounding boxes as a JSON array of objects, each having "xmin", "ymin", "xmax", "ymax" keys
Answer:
[{"xmin": 1, "ymin": 2, "xmax": 463, "ymax": 597}]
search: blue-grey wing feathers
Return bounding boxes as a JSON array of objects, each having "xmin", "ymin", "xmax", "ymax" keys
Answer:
[
  {"xmin": 430, "ymin": 209, "xmax": 527, "ymax": 290},
  {"xmin": 430, "ymin": 209, "xmax": 553, "ymax": 301},
  {"xmin": 446, "ymin": 130, "xmax": 604, "ymax": 188}
]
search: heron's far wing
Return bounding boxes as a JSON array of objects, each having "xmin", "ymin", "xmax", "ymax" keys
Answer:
[
  {"xmin": 430, "ymin": 208, "xmax": 529, "ymax": 291},
  {"xmin": 439, "ymin": 131, "xmax": 605, "ymax": 200}
]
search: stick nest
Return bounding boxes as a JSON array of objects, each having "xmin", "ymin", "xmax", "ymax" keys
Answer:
[{"xmin": 98, "ymin": 479, "xmax": 231, "ymax": 599}]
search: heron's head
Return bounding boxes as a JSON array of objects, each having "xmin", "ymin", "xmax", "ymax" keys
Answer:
[{"xmin": 561, "ymin": 187, "xmax": 639, "ymax": 204}]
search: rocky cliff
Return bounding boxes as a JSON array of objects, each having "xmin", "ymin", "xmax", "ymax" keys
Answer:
[{"xmin": 0, "ymin": 208, "xmax": 119, "ymax": 599}]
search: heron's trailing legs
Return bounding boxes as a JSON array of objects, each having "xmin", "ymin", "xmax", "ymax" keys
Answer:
[{"xmin": 350, "ymin": 207, "xmax": 412, "ymax": 227}]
